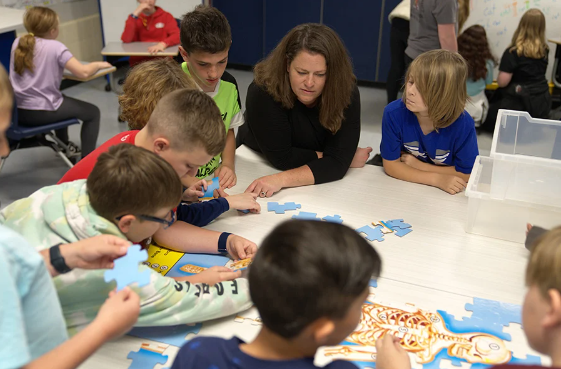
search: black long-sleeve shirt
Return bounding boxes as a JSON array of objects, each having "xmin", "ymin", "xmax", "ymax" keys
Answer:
[{"xmin": 237, "ymin": 81, "xmax": 361, "ymax": 184}]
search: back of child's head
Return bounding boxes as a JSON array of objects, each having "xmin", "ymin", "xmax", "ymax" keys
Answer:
[
  {"xmin": 510, "ymin": 8, "xmax": 548, "ymax": 59},
  {"xmin": 249, "ymin": 220, "xmax": 382, "ymax": 340},
  {"xmin": 458, "ymin": 25, "xmax": 496, "ymax": 81},
  {"xmin": 404, "ymin": 49, "xmax": 468, "ymax": 130},
  {"xmin": 119, "ymin": 58, "xmax": 198, "ymax": 130},
  {"xmin": 180, "ymin": 5, "xmax": 231, "ymax": 54},
  {"xmin": 87, "ymin": 144, "xmax": 182, "ymax": 221},
  {"xmin": 145, "ymin": 88, "xmax": 226, "ymax": 157},
  {"xmin": 526, "ymin": 226, "xmax": 561, "ymax": 296},
  {"xmin": 14, "ymin": 6, "xmax": 58, "ymax": 75}
]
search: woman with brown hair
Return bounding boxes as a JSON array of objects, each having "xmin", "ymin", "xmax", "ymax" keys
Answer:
[{"xmin": 237, "ymin": 23, "xmax": 371, "ymax": 198}]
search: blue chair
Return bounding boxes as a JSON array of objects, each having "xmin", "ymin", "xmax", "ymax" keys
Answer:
[{"xmin": 0, "ymin": 99, "xmax": 81, "ymax": 172}]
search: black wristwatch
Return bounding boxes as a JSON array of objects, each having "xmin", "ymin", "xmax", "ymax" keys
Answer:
[
  {"xmin": 49, "ymin": 244, "xmax": 72, "ymax": 274},
  {"xmin": 131, "ymin": 13, "xmax": 139, "ymax": 19}
]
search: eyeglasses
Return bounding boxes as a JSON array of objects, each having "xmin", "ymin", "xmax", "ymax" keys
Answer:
[{"xmin": 116, "ymin": 210, "xmax": 176, "ymax": 229}]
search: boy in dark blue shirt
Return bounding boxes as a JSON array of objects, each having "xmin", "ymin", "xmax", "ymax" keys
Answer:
[
  {"xmin": 381, "ymin": 50, "xmax": 479, "ymax": 195},
  {"xmin": 171, "ymin": 220, "xmax": 382, "ymax": 369}
]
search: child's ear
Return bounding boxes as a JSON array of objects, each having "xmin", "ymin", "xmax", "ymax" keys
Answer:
[
  {"xmin": 116, "ymin": 215, "xmax": 136, "ymax": 234},
  {"xmin": 153, "ymin": 137, "xmax": 171, "ymax": 154},
  {"xmin": 178, "ymin": 46, "xmax": 189, "ymax": 62},
  {"xmin": 309, "ymin": 318, "xmax": 335, "ymax": 345},
  {"xmin": 543, "ymin": 289, "xmax": 561, "ymax": 328}
]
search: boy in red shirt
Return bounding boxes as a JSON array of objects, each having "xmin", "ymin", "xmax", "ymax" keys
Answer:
[{"xmin": 121, "ymin": 0, "xmax": 180, "ymax": 66}]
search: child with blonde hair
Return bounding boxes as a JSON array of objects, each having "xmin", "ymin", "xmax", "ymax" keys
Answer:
[
  {"xmin": 486, "ymin": 9, "xmax": 550, "ymax": 127},
  {"xmin": 10, "ymin": 6, "xmax": 111, "ymax": 159},
  {"xmin": 380, "ymin": 49, "xmax": 479, "ymax": 195}
]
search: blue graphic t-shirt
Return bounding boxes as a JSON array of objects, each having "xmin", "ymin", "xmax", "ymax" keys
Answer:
[
  {"xmin": 380, "ymin": 99, "xmax": 479, "ymax": 174},
  {"xmin": 171, "ymin": 336, "xmax": 358, "ymax": 369}
]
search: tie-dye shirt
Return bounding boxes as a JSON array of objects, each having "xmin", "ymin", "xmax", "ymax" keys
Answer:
[{"xmin": 380, "ymin": 99, "xmax": 478, "ymax": 174}]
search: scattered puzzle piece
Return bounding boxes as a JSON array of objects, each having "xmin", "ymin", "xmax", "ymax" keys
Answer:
[
  {"xmin": 128, "ymin": 324, "xmax": 202, "ymax": 347},
  {"xmin": 393, "ymin": 227, "xmax": 413, "ymax": 237},
  {"xmin": 292, "ymin": 211, "xmax": 322, "ymax": 221},
  {"xmin": 373, "ymin": 221, "xmax": 395, "ymax": 234},
  {"xmin": 199, "ymin": 177, "xmax": 220, "ymax": 200},
  {"xmin": 385, "ymin": 219, "xmax": 412, "ymax": 229},
  {"xmin": 225, "ymin": 258, "xmax": 253, "ymax": 271},
  {"xmin": 127, "ymin": 343, "xmax": 169, "ymax": 369},
  {"xmin": 356, "ymin": 225, "xmax": 385, "ymax": 242},
  {"xmin": 267, "ymin": 202, "xmax": 302, "ymax": 214},
  {"xmin": 234, "ymin": 315, "xmax": 263, "ymax": 325},
  {"xmin": 238, "ymin": 209, "xmax": 250, "ymax": 214},
  {"xmin": 104, "ymin": 245, "xmax": 150, "ymax": 291},
  {"xmin": 322, "ymin": 214, "xmax": 343, "ymax": 224},
  {"xmin": 368, "ymin": 279, "xmax": 378, "ymax": 288}
]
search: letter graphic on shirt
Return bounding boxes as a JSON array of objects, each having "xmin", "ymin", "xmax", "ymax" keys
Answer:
[
  {"xmin": 403, "ymin": 141, "xmax": 427, "ymax": 159},
  {"xmin": 432, "ymin": 149, "xmax": 450, "ymax": 165}
]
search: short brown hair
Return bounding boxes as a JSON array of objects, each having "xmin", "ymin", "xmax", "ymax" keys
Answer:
[
  {"xmin": 88, "ymin": 144, "xmax": 182, "ymax": 221},
  {"xmin": 119, "ymin": 58, "xmax": 197, "ymax": 130},
  {"xmin": 509, "ymin": 8, "xmax": 548, "ymax": 59},
  {"xmin": 14, "ymin": 7, "xmax": 58, "ymax": 75},
  {"xmin": 526, "ymin": 226, "xmax": 561, "ymax": 297},
  {"xmin": 180, "ymin": 5, "xmax": 231, "ymax": 54},
  {"xmin": 254, "ymin": 23, "xmax": 356, "ymax": 134},
  {"xmin": 146, "ymin": 89, "xmax": 226, "ymax": 156},
  {"xmin": 404, "ymin": 50, "xmax": 468, "ymax": 130},
  {"xmin": 0, "ymin": 64, "xmax": 13, "ymax": 114}
]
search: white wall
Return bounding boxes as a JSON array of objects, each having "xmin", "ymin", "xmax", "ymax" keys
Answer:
[
  {"xmin": 99, "ymin": 0, "xmax": 203, "ymax": 44},
  {"xmin": 50, "ymin": 0, "xmax": 99, "ymax": 23}
]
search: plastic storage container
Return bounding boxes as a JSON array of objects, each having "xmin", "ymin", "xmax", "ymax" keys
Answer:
[{"xmin": 465, "ymin": 110, "xmax": 561, "ymax": 243}]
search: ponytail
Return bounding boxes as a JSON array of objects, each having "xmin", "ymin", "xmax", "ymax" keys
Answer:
[{"xmin": 14, "ymin": 34, "xmax": 36, "ymax": 75}]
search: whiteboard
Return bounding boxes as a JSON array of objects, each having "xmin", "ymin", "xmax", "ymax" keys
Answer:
[
  {"xmin": 99, "ymin": 0, "xmax": 203, "ymax": 44},
  {"xmin": 464, "ymin": 0, "xmax": 561, "ymax": 79}
]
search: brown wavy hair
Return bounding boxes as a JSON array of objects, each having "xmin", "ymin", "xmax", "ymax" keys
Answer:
[
  {"xmin": 458, "ymin": 25, "xmax": 496, "ymax": 81},
  {"xmin": 254, "ymin": 23, "xmax": 356, "ymax": 134},
  {"xmin": 404, "ymin": 50, "xmax": 468, "ymax": 130},
  {"xmin": 118, "ymin": 58, "xmax": 197, "ymax": 130},
  {"xmin": 509, "ymin": 8, "xmax": 548, "ymax": 59},
  {"xmin": 14, "ymin": 7, "xmax": 58, "ymax": 75}
]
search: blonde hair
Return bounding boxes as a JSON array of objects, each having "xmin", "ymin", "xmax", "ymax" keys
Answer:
[
  {"xmin": 14, "ymin": 7, "xmax": 59, "ymax": 75},
  {"xmin": 403, "ymin": 50, "xmax": 468, "ymax": 130},
  {"xmin": 457, "ymin": 0, "xmax": 470, "ymax": 33},
  {"xmin": 0, "ymin": 64, "xmax": 13, "ymax": 114},
  {"xmin": 509, "ymin": 8, "xmax": 548, "ymax": 59},
  {"xmin": 119, "ymin": 58, "xmax": 197, "ymax": 130},
  {"xmin": 254, "ymin": 23, "xmax": 356, "ymax": 134},
  {"xmin": 526, "ymin": 226, "xmax": 561, "ymax": 297}
]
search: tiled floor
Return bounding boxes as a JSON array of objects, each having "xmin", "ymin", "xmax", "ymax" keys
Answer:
[{"xmin": 0, "ymin": 69, "xmax": 493, "ymax": 207}]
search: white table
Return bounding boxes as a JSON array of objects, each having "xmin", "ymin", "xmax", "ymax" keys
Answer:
[
  {"xmin": 79, "ymin": 145, "xmax": 543, "ymax": 368},
  {"xmin": 101, "ymin": 42, "xmax": 179, "ymax": 56}
]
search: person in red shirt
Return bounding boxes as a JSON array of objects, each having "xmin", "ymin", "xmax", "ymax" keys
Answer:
[{"xmin": 121, "ymin": 0, "xmax": 180, "ymax": 66}]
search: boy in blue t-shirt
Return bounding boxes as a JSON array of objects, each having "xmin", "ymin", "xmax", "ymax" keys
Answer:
[
  {"xmin": 171, "ymin": 220, "xmax": 382, "ymax": 369},
  {"xmin": 380, "ymin": 49, "xmax": 479, "ymax": 195}
]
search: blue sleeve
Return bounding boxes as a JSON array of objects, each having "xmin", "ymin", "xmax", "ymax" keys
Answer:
[
  {"xmin": 380, "ymin": 105, "xmax": 403, "ymax": 161},
  {"xmin": 454, "ymin": 114, "xmax": 479, "ymax": 174},
  {"xmin": 326, "ymin": 360, "xmax": 360, "ymax": 368},
  {"xmin": 485, "ymin": 59, "xmax": 494, "ymax": 85},
  {"xmin": 176, "ymin": 198, "xmax": 229, "ymax": 227},
  {"xmin": 171, "ymin": 338, "xmax": 214, "ymax": 369}
]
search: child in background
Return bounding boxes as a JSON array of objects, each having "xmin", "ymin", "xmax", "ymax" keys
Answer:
[
  {"xmin": 121, "ymin": 0, "xmax": 180, "ymax": 66},
  {"xmin": 485, "ymin": 9, "xmax": 550, "ymax": 128},
  {"xmin": 172, "ymin": 220, "xmax": 382, "ymax": 369},
  {"xmin": 381, "ymin": 49, "xmax": 479, "ymax": 195},
  {"xmin": 179, "ymin": 5, "xmax": 243, "ymax": 189},
  {"xmin": 118, "ymin": 58, "xmax": 197, "ymax": 130},
  {"xmin": 375, "ymin": 226, "xmax": 561, "ymax": 369},
  {"xmin": 0, "ymin": 62, "xmax": 140, "ymax": 369},
  {"xmin": 458, "ymin": 25, "xmax": 496, "ymax": 126},
  {"xmin": 10, "ymin": 6, "xmax": 110, "ymax": 159},
  {"xmin": 1, "ymin": 143, "xmax": 252, "ymax": 334}
]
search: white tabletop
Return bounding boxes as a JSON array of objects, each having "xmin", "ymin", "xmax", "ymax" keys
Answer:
[
  {"xmin": 548, "ymin": 38, "xmax": 561, "ymax": 46},
  {"xmin": 0, "ymin": 7, "xmax": 25, "ymax": 34},
  {"xmin": 79, "ymin": 145, "xmax": 542, "ymax": 368},
  {"xmin": 101, "ymin": 42, "xmax": 179, "ymax": 56}
]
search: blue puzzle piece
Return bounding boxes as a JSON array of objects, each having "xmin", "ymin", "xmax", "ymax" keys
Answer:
[
  {"xmin": 104, "ymin": 245, "xmax": 150, "ymax": 291},
  {"xmin": 199, "ymin": 177, "xmax": 220, "ymax": 199},
  {"xmin": 368, "ymin": 279, "xmax": 378, "ymax": 288},
  {"xmin": 127, "ymin": 347, "xmax": 168, "ymax": 369},
  {"xmin": 238, "ymin": 209, "xmax": 250, "ymax": 214},
  {"xmin": 292, "ymin": 211, "xmax": 321, "ymax": 221},
  {"xmin": 322, "ymin": 214, "xmax": 343, "ymax": 224},
  {"xmin": 392, "ymin": 227, "xmax": 413, "ymax": 237},
  {"xmin": 128, "ymin": 323, "xmax": 202, "ymax": 347},
  {"xmin": 509, "ymin": 354, "xmax": 542, "ymax": 366},
  {"xmin": 267, "ymin": 201, "xmax": 302, "ymax": 214},
  {"xmin": 356, "ymin": 225, "xmax": 385, "ymax": 242},
  {"xmin": 385, "ymin": 219, "xmax": 411, "ymax": 229}
]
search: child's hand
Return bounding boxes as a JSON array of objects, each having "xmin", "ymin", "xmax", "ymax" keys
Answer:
[
  {"xmin": 185, "ymin": 266, "xmax": 241, "ymax": 285},
  {"xmin": 434, "ymin": 173, "xmax": 467, "ymax": 195},
  {"xmin": 62, "ymin": 235, "xmax": 131, "ymax": 270},
  {"xmin": 375, "ymin": 334, "xmax": 411, "ymax": 369},
  {"xmin": 225, "ymin": 193, "xmax": 261, "ymax": 213},
  {"xmin": 350, "ymin": 147, "xmax": 373, "ymax": 168},
  {"xmin": 94, "ymin": 287, "xmax": 140, "ymax": 340},
  {"xmin": 226, "ymin": 234, "xmax": 258, "ymax": 260},
  {"xmin": 182, "ymin": 179, "xmax": 209, "ymax": 202},
  {"xmin": 147, "ymin": 42, "xmax": 166, "ymax": 55},
  {"xmin": 400, "ymin": 152, "xmax": 422, "ymax": 169},
  {"xmin": 215, "ymin": 164, "xmax": 237, "ymax": 189}
]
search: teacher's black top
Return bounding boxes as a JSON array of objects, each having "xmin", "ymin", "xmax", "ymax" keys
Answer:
[{"xmin": 237, "ymin": 81, "xmax": 361, "ymax": 184}]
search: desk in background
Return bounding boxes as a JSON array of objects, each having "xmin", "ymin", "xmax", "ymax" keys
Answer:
[{"xmin": 0, "ymin": 7, "xmax": 25, "ymax": 70}]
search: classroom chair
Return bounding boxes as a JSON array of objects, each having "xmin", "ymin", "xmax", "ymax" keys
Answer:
[{"xmin": 0, "ymin": 99, "xmax": 80, "ymax": 173}]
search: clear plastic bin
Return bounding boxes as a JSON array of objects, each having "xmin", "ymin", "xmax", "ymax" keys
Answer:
[{"xmin": 465, "ymin": 110, "xmax": 561, "ymax": 243}]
